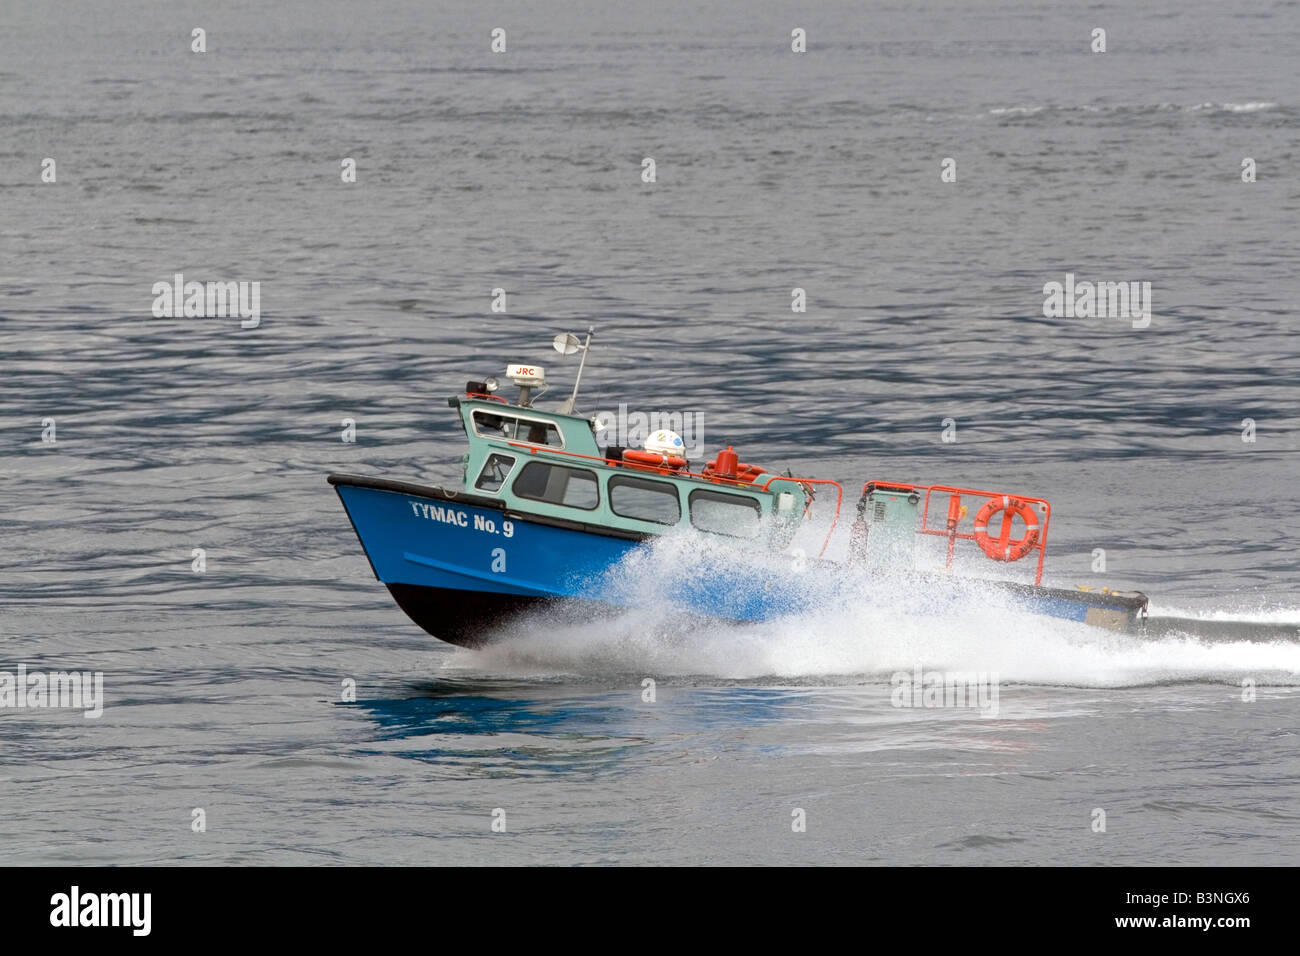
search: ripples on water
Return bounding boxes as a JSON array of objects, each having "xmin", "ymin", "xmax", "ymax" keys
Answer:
[{"xmin": 1, "ymin": 0, "xmax": 1297, "ymax": 864}]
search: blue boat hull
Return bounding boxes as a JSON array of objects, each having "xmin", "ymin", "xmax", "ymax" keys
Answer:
[
  {"xmin": 329, "ymin": 474, "xmax": 1148, "ymax": 646},
  {"xmin": 329, "ymin": 475, "xmax": 638, "ymax": 644}
]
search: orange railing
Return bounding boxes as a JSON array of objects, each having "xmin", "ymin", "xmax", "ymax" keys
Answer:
[
  {"xmin": 860, "ymin": 480, "xmax": 1052, "ymax": 584},
  {"xmin": 761, "ymin": 477, "xmax": 843, "ymax": 557}
]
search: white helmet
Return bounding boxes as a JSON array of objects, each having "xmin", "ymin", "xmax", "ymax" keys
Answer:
[{"xmin": 644, "ymin": 429, "xmax": 685, "ymax": 457}]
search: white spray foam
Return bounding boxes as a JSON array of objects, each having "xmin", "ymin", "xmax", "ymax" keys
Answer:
[{"xmin": 455, "ymin": 534, "xmax": 1300, "ymax": 687}]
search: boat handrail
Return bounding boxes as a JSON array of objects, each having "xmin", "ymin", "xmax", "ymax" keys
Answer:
[
  {"xmin": 759, "ymin": 476, "xmax": 843, "ymax": 558},
  {"xmin": 860, "ymin": 480, "xmax": 1051, "ymax": 584},
  {"xmin": 506, "ymin": 440, "xmax": 761, "ymax": 488}
]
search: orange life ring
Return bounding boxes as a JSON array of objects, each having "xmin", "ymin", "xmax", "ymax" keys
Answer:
[
  {"xmin": 973, "ymin": 496, "xmax": 1040, "ymax": 562},
  {"xmin": 623, "ymin": 449, "xmax": 688, "ymax": 470}
]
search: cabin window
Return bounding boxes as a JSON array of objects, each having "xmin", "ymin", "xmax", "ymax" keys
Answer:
[
  {"xmin": 608, "ymin": 475, "xmax": 681, "ymax": 526},
  {"xmin": 512, "ymin": 461, "xmax": 599, "ymax": 510},
  {"xmin": 471, "ymin": 410, "xmax": 563, "ymax": 448},
  {"xmin": 473, "ymin": 453, "xmax": 516, "ymax": 493},
  {"xmin": 689, "ymin": 489, "xmax": 762, "ymax": 538}
]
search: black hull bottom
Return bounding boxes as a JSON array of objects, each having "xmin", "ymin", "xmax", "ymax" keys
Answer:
[
  {"xmin": 386, "ymin": 584, "xmax": 549, "ymax": 648},
  {"xmin": 386, "ymin": 583, "xmax": 634, "ymax": 648}
]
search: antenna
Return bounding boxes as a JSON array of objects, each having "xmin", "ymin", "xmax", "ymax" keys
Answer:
[{"xmin": 554, "ymin": 326, "xmax": 594, "ymax": 414}]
